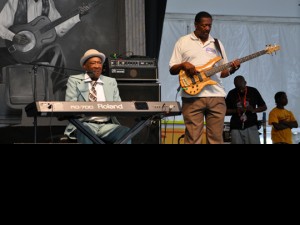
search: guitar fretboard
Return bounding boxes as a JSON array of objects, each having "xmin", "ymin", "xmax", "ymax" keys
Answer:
[
  {"xmin": 40, "ymin": 10, "xmax": 79, "ymax": 34},
  {"xmin": 40, "ymin": 0, "xmax": 100, "ymax": 34},
  {"xmin": 206, "ymin": 50, "xmax": 267, "ymax": 77}
]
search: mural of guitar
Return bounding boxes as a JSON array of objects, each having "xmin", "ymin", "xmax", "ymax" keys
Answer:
[
  {"xmin": 5, "ymin": 0, "xmax": 101, "ymax": 64},
  {"xmin": 179, "ymin": 44, "xmax": 281, "ymax": 96}
]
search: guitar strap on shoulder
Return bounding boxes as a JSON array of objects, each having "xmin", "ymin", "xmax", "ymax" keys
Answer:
[{"xmin": 214, "ymin": 38, "xmax": 224, "ymax": 59}]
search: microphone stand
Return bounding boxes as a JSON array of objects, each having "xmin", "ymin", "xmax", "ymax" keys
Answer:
[
  {"xmin": 25, "ymin": 62, "xmax": 84, "ymax": 74},
  {"xmin": 263, "ymin": 112, "xmax": 267, "ymax": 144},
  {"xmin": 26, "ymin": 62, "xmax": 84, "ymax": 144},
  {"xmin": 32, "ymin": 65, "xmax": 38, "ymax": 144}
]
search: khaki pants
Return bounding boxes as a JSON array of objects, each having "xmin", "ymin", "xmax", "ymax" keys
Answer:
[{"xmin": 182, "ymin": 97, "xmax": 226, "ymax": 144}]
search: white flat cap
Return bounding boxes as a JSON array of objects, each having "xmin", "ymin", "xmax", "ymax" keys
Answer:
[{"xmin": 80, "ymin": 49, "xmax": 106, "ymax": 67}]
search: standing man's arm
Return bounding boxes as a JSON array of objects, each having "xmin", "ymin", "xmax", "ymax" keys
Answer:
[
  {"xmin": 0, "ymin": 0, "xmax": 17, "ymax": 41},
  {"xmin": 248, "ymin": 89, "xmax": 267, "ymax": 113},
  {"xmin": 221, "ymin": 59, "xmax": 241, "ymax": 78},
  {"xmin": 225, "ymin": 91, "xmax": 237, "ymax": 115},
  {"xmin": 280, "ymin": 120, "xmax": 298, "ymax": 129},
  {"xmin": 279, "ymin": 112, "xmax": 298, "ymax": 129},
  {"xmin": 170, "ymin": 62, "xmax": 198, "ymax": 76},
  {"xmin": 269, "ymin": 111, "xmax": 298, "ymax": 130},
  {"xmin": 216, "ymin": 40, "xmax": 241, "ymax": 78},
  {"xmin": 252, "ymin": 104, "xmax": 267, "ymax": 113},
  {"xmin": 169, "ymin": 39, "xmax": 198, "ymax": 77},
  {"xmin": 49, "ymin": 0, "xmax": 89, "ymax": 37}
]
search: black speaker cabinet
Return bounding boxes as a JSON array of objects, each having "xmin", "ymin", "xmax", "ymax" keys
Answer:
[{"xmin": 117, "ymin": 82, "xmax": 161, "ymax": 144}]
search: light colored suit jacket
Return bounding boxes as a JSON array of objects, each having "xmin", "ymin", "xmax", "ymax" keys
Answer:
[{"xmin": 64, "ymin": 74, "xmax": 121, "ymax": 139}]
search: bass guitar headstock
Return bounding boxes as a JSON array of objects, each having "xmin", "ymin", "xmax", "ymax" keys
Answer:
[{"xmin": 265, "ymin": 44, "xmax": 281, "ymax": 55}]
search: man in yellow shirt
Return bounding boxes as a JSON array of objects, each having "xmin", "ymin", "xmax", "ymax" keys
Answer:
[{"xmin": 268, "ymin": 92, "xmax": 298, "ymax": 144}]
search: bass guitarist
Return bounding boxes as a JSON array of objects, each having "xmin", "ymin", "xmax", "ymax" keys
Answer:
[
  {"xmin": 169, "ymin": 11, "xmax": 240, "ymax": 144},
  {"xmin": 0, "ymin": 0, "xmax": 90, "ymax": 100}
]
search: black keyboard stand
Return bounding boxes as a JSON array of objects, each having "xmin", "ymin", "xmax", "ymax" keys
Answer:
[
  {"xmin": 69, "ymin": 116, "xmax": 160, "ymax": 144},
  {"xmin": 114, "ymin": 117, "xmax": 153, "ymax": 144}
]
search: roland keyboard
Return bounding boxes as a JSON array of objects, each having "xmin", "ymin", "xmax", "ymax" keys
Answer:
[{"xmin": 25, "ymin": 101, "xmax": 182, "ymax": 118}]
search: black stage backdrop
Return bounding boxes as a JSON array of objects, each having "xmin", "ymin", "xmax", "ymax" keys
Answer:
[
  {"xmin": 53, "ymin": 0, "xmax": 120, "ymax": 72},
  {"xmin": 145, "ymin": 0, "xmax": 167, "ymax": 59}
]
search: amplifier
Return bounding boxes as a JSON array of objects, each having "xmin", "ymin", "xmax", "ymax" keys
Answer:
[{"xmin": 107, "ymin": 58, "xmax": 158, "ymax": 81}]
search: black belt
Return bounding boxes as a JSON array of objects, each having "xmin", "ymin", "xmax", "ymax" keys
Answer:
[{"xmin": 84, "ymin": 120, "xmax": 111, "ymax": 125}]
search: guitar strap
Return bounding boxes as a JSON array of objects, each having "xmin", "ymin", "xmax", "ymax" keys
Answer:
[
  {"xmin": 14, "ymin": 0, "xmax": 50, "ymax": 25},
  {"xmin": 214, "ymin": 38, "xmax": 224, "ymax": 59}
]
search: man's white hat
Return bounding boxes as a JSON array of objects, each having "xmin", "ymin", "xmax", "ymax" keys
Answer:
[{"xmin": 80, "ymin": 49, "xmax": 106, "ymax": 67}]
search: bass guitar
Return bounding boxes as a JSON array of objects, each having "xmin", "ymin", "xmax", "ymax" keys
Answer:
[
  {"xmin": 5, "ymin": 0, "xmax": 101, "ymax": 63},
  {"xmin": 179, "ymin": 44, "xmax": 281, "ymax": 96}
]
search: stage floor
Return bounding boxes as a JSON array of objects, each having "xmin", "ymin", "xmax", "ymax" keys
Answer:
[
  {"xmin": 0, "ymin": 125, "xmax": 299, "ymax": 144},
  {"xmin": 0, "ymin": 126, "xmax": 66, "ymax": 144}
]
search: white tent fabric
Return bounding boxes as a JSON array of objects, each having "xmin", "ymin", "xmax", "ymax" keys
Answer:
[{"xmin": 158, "ymin": 14, "xmax": 300, "ymax": 142}]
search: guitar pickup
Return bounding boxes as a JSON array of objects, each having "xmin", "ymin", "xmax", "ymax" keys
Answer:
[{"xmin": 196, "ymin": 71, "xmax": 203, "ymax": 82}]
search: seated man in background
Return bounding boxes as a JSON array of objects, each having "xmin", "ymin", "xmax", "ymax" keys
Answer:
[
  {"xmin": 269, "ymin": 92, "xmax": 298, "ymax": 144},
  {"xmin": 64, "ymin": 49, "xmax": 130, "ymax": 144},
  {"xmin": 225, "ymin": 75, "xmax": 267, "ymax": 144}
]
